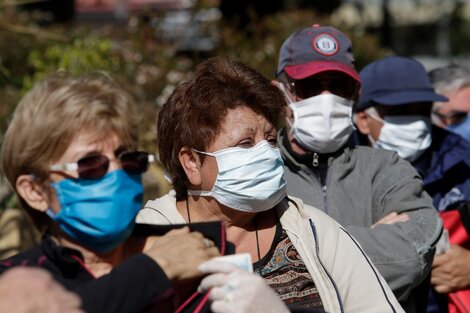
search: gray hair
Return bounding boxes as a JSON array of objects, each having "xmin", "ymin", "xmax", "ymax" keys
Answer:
[{"xmin": 428, "ymin": 64, "xmax": 470, "ymax": 95}]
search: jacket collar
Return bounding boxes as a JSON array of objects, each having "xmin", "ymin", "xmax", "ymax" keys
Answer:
[
  {"xmin": 278, "ymin": 128, "xmax": 351, "ymax": 170},
  {"xmin": 41, "ymin": 234, "xmax": 93, "ymax": 281}
]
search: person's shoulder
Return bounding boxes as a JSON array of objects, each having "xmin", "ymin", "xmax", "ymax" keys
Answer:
[
  {"xmin": 348, "ymin": 145, "xmax": 406, "ymax": 169},
  {"xmin": 351, "ymin": 145, "xmax": 397, "ymax": 159},
  {"xmin": 136, "ymin": 190, "xmax": 181, "ymax": 224},
  {"xmin": 144, "ymin": 190, "xmax": 177, "ymax": 210},
  {"xmin": 0, "ymin": 244, "xmax": 44, "ymax": 273},
  {"xmin": 284, "ymin": 196, "xmax": 342, "ymax": 229},
  {"xmin": 433, "ymin": 126, "xmax": 470, "ymax": 153}
]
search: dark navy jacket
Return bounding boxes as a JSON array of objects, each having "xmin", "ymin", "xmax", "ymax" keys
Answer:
[
  {"xmin": 413, "ymin": 126, "xmax": 470, "ymax": 212},
  {"xmin": 0, "ymin": 234, "xmax": 173, "ymax": 313}
]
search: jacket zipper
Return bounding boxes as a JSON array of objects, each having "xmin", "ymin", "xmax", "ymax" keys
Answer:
[
  {"xmin": 312, "ymin": 153, "xmax": 328, "ymax": 212},
  {"xmin": 309, "ymin": 219, "xmax": 344, "ymax": 313}
]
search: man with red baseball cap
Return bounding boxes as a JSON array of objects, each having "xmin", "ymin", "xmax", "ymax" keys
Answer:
[{"xmin": 275, "ymin": 25, "xmax": 441, "ymax": 313}]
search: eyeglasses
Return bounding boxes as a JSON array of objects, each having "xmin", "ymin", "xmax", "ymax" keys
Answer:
[
  {"xmin": 432, "ymin": 109, "xmax": 467, "ymax": 126},
  {"xmin": 290, "ymin": 75, "xmax": 359, "ymax": 99},
  {"xmin": 50, "ymin": 151, "xmax": 155, "ymax": 179}
]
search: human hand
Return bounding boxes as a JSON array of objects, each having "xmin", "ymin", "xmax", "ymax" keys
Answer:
[
  {"xmin": 144, "ymin": 227, "xmax": 220, "ymax": 282},
  {"xmin": 198, "ymin": 260, "xmax": 289, "ymax": 313},
  {"xmin": 0, "ymin": 267, "xmax": 83, "ymax": 313},
  {"xmin": 371, "ymin": 212, "xmax": 410, "ymax": 229},
  {"xmin": 431, "ymin": 244, "xmax": 470, "ymax": 293}
]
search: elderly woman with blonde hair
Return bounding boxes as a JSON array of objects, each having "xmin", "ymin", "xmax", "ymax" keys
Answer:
[
  {"xmin": 0, "ymin": 72, "xmax": 219, "ymax": 313},
  {"xmin": 137, "ymin": 57, "xmax": 404, "ymax": 313}
]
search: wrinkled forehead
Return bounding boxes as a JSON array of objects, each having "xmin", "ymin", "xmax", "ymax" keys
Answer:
[{"xmin": 219, "ymin": 106, "xmax": 275, "ymax": 133}]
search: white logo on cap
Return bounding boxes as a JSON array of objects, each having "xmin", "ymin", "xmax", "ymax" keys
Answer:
[{"xmin": 312, "ymin": 33, "xmax": 339, "ymax": 56}]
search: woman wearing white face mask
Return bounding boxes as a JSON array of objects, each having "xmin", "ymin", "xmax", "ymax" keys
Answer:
[{"xmin": 137, "ymin": 57, "xmax": 404, "ymax": 313}]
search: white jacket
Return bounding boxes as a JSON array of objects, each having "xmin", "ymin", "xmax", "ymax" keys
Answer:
[{"xmin": 137, "ymin": 191, "xmax": 404, "ymax": 313}]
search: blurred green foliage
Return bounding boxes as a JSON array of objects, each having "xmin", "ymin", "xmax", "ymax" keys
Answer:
[
  {"xmin": 0, "ymin": 4, "xmax": 388, "ymax": 133},
  {"xmin": 25, "ymin": 36, "xmax": 116, "ymax": 89},
  {"xmin": 215, "ymin": 9, "xmax": 389, "ymax": 78}
]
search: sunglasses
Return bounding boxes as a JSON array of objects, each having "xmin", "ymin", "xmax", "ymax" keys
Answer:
[
  {"xmin": 50, "ymin": 151, "xmax": 155, "ymax": 179},
  {"xmin": 290, "ymin": 75, "xmax": 359, "ymax": 99}
]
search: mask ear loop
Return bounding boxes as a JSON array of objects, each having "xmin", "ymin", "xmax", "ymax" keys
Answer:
[
  {"xmin": 278, "ymin": 82, "xmax": 296, "ymax": 104},
  {"xmin": 365, "ymin": 106, "xmax": 385, "ymax": 124},
  {"xmin": 163, "ymin": 170, "xmax": 173, "ymax": 184},
  {"xmin": 364, "ymin": 107, "xmax": 383, "ymax": 146},
  {"xmin": 277, "ymin": 82, "xmax": 298, "ymax": 134}
]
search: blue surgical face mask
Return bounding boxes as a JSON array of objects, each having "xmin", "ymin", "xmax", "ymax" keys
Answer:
[
  {"xmin": 47, "ymin": 169, "xmax": 143, "ymax": 253},
  {"xmin": 187, "ymin": 140, "xmax": 287, "ymax": 213},
  {"xmin": 448, "ymin": 113, "xmax": 470, "ymax": 142}
]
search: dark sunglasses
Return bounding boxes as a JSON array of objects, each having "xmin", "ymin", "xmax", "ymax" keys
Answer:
[
  {"xmin": 50, "ymin": 151, "xmax": 154, "ymax": 179},
  {"xmin": 290, "ymin": 75, "xmax": 359, "ymax": 99}
]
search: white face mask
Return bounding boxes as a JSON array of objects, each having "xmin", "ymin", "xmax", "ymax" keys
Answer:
[
  {"xmin": 280, "ymin": 84, "xmax": 354, "ymax": 154},
  {"xmin": 187, "ymin": 140, "xmax": 287, "ymax": 213},
  {"xmin": 367, "ymin": 108, "xmax": 432, "ymax": 162}
]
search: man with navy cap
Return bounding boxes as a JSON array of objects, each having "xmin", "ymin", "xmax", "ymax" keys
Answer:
[
  {"xmin": 275, "ymin": 26, "xmax": 441, "ymax": 312},
  {"xmin": 355, "ymin": 56, "xmax": 470, "ymax": 213},
  {"xmin": 355, "ymin": 56, "xmax": 470, "ymax": 313}
]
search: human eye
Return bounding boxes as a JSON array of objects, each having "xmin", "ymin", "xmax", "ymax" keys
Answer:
[
  {"xmin": 267, "ymin": 136, "xmax": 277, "ymax": 147},
  {"xmin": 237, "ymin": 138, "xmax": 254, "ymax": 148}
]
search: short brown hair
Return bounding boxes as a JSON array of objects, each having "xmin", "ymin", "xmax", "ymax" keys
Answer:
[
  {"xmin": 157, "ymin": 57, "xmax": 286, "ymax": 199},
  {"xmin": 1, "ymin": 72, "xmax": 139, "ymax": 230}
]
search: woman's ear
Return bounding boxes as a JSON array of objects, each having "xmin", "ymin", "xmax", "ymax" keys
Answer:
[
  {"xmin": 178, "ymin": 147, "xmax": 202, "ymax": 186},
  {"xmin": 16, "ymin": 175, "xmax": 49, "ymax": 213}
]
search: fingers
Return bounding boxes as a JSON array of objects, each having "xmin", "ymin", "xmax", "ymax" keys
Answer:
[
  {"xmin": 205, "ymin": 246, "xmax": 221, "ymax": 258},
  {"xmin": 434, "ymin": 284, "xmax": 452, "ymax": 294},
  {"xmin": 0, "ymin": 268, "xmax": 84, "ymax": 313},
  {"xmin": 53, "ymin": 285, "xmax": 82, "ymax": 308},
  {"xmin": 371, "ymin": 212, "xmax": 410, "ymax": 228},
  {"xmin": 392, "ymin": 213, "xmax": 410, "ymax": 223},
  {"xmin": 198, "ymin": 272, "xmax": 230, "ymax": 293},
  {"xmin": 431, "ymin": 245, "xmax": 470, "ymax": 293},
  {"xmin": 432, "ymin": 253, "xmax": 447, "ymax": 268},
  {"xmin": 147, "ymin": 229, "xmax": 220, "ymax": 281},
  {"xmin": 210, "ymin": 283, "xmax": 238, "ymax": 313},
  {"xmin": 39, "ymin": 272, "xmax": 83, "ymax": 312},
  {"xmin": 211, "ymin": 300, "xmax": 233, "ymax": 313},
  {"xmin": 194, "ymin": 234, "xmax": 216, "ymax": 251},
  {"xmin": 202, "ymin": 238, "xmax": 215, "ymax": 248}
]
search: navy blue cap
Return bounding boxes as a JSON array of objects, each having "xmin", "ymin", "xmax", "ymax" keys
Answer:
[{"xmin": 357, "ymin": 56, "xmax": 448, "ymax": 111}]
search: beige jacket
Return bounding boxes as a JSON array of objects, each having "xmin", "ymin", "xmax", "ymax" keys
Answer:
[{"xmin": 137, "ymin": 191, "xmax": 404, "ymax": 313}]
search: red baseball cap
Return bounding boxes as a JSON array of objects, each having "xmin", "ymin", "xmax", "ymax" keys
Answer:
[{"xmin": 277, "ymin": 25, "xmax": 360, "ymax": 82}]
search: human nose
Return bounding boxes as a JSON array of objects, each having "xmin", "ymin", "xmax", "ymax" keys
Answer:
[{"xmin": 105, "ymin": 154, "xmax": 122, "ymax": 172}]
